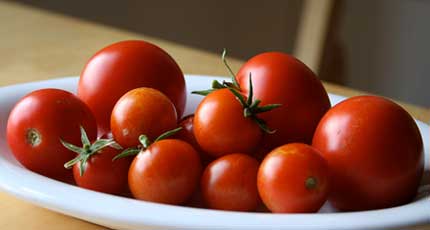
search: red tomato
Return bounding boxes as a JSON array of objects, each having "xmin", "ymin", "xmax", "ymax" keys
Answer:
[
  {"xmin": 128, "ymin": 139, "xmax": 201, "ymax": 205},
  {"xmin": 194, "ymin": 88, "xmax": 262, "ymax": 157},
  {"xmin": 175, "ymin": 115, "xmax": 214, "ymax": 166},
  {"xmin": 6, "ymin": 89, "xmax": 97, "ymax": 182},
  {"xmin": 78, "ymin": 40, "xmax": 186, "ymax": 135},
  {"xmin": 73, "ymin": 146, "xmax": 132, "ymax": 195},
  {"xmin": 201, "ymin": 153, "xmax": 260, "ymax": 211},
  {"xmin": 312, "ymin": 95, "xmax": 423, "ymax": 211},
  {"xmin": 236, "ymin": 52, "xmax": 331, "ymax": 152},
  {"xmin": 111, "ymin": 87, "xmax": 177, "ymax": 148},
  {"xmin": 258, "ymin": 143, "xmax": 329, "ymax": 213}
]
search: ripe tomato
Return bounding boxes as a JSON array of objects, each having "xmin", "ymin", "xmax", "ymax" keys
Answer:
[
  {"xmin": 175, "ymin": 115, "xmax": 213, "ymax": 166},
  {"xmin": 312, "ymin": 95, "xmax": 423, "ymax": 211},
  {"xmin": 129, "ymin": 139, "xmax": 201, "ymax": 205},
  {"xmin": 72, "ymin": 146, "xmax": 132, "ymax": 195},
  {"xmin": 236, "ymin": 52, "xmax": 331, "ymax": 151},
  {"xmin": 7, "ymin": 89, "xmax": 97, "ymax": 182},
  {"xmin": 78, "ymin": 40, "xmax": 186, "ymax": 135},
  {"xmin": 111, "ymin": 87, "xmax": 177, "ymax": 148},
  {"xmin": 201, "ymin": 153, "xmax": 260, "ymax": 211},
  {"xmin": 193, "ymin": 88, "xmax": 262, "ymax": 157},
  {"xmin": 257, "ymin": 143, "xmax": 329, "ymax": 213}
]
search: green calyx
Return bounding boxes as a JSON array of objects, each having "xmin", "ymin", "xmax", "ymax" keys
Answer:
[
  {"xmin": 61, "ymin": 126, "xmax": 122, "ymax": 176},
  {"xmin": 228, "ymin": 74, "xmax": 281, "ymax": 134},
  {"xmin": 191, "ymin": 48, "xmax": 240, "ymax": 96},
  {"xmin": 112, "ymin": 127, "xmax": 183, "ymax": 161}
]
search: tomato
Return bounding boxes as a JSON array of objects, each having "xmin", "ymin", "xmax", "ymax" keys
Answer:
[
  {"xmin": 201, "ymin": 153, "xmax": 260, "ymax": 211},
  {"xmin": 236, "ymin": 52, "xmax": 331, "ymax": 152},
  {"xmin": 72, "ymin": 146, "xmax": 132, "ymax": 195},
  {"xmin": 129, "ymin": 139, "xmax": 201, "ymax": 205},
  {"xmin": 193, "ymin": 88, "xmax": 263, "ymax": 157},
  {"xmin": 312, "ymin": 95, "xmax": 423, "ymax": 211},
  {"xmin": 258, "ymin": 143, "xmax": 329, "ymax": 213},
  {"xmin": 6, "ymin": 89, "xmax": 97, "ymax": 182},
  {"xmin": 175, "ymin": 115, "xmax": 213, "ymax": 166},
  {"xmin": 61, "ymin": 129, "xmax": 131, "ymax": 195},
  {"xmin": 111, "ymin": 87, "xmax": 177, "ymax": 148},
  {"xmin": 78, "ymin": 40, "xmax": 186, "ymax": 135}
]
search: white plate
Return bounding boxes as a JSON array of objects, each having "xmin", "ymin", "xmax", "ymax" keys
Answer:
[{"xmin": 0, "ymin": 75, "xmax": 428, "ymax": 230}]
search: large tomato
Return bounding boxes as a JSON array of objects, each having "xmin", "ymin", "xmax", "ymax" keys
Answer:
[
  {"xmin": 312, "ymin": 95, "xmax": 423, "ymax": 211},
  {"xmin": 236, "ymin": 52, "xmax": 331, "ymax": 151},
  {"xmin": 7, "ymin": 89, "xmax": 97, "ymax": 182},
  {"xmin": 78, "ymin": 40, "xmax": 186, "ymax": 134}
]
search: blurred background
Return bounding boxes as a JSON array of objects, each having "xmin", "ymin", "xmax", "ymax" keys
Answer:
[{"xmin": 9, "ymin": 0, "xmax": 430, "ymax": 107}]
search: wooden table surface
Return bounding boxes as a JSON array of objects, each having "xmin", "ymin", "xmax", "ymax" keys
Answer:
[{"xmin": 0, "ymin": 1, "xmax": 428, "ymax": 229}]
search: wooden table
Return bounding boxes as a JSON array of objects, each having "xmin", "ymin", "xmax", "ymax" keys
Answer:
[{"xmin": 0, "ymin": 1, "xmax": 428, "ymax": 229}]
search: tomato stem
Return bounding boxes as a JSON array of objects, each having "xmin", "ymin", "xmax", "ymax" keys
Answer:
[
  {"xmin": 227, "ymin": 75, "xmax": 281, "ymax": 134},
  {"xmin": 139, "ymin": 135, "xmax": 151, "ymax": 149},
  {"xmin": 113, "ymin": 127, "xmax": 183, "ymax": 161},
  {"xmin": 61, "ymin": 126, "xmax": 122, "ymax": 175},
  {"xmin": 112, "ymin": 147, "xmax": 140, "ymax": 161},
  {"xmin": 154, "ymin": 127, "xmax": 183, "ymax": 142},
  {"xmin": 222, "ymin": 48, "xmax": 240, "ymax": 89},
  {"xmin": 191, "ymin": 49, "xmax": 242, "ymax": 96}
]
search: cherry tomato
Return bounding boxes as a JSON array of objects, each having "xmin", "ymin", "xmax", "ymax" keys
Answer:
[
  {"xmin": 175, "ymin": 115, "xmax": 213, "ymax": 166},
  {"xmin": 73, "ymin": 146, "xmax": 132, "ymax": 195},
  {"xmin": 312, "ymin": 95, "xmax": 423, "ymax": 211},
  {"xmin": 194, "ymin": 88, "xmax": 262, "ymax": 157},
  {"xmin": 258, "ymin": 143, "xmax": 329, "ymax": 213},
  {"xmin": 78, "ymin": 40, "xmax": 186, "ymax": 135},
  {"xmin": 6, "ymin": 89, "xmax": 97, "ymax": 182},
  {"xmin": 236, "ymin": 52, "xmax": 331, "ymax": 152},
  {"xmin": 201, "ymin": 153, "xmax": 260, "ymax": 211},
  {"xmin": 129, "ymin": 139, "xmax": 201, "ymax": 205},
  {"xmin": 111, "ymin": 87, "xmax": 177, "ymax": 148}
]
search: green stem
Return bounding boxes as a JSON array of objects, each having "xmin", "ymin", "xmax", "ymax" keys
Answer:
[
  {"xmin": 139, "ymin": 135, "xmax": 151, "ymax": 149},
  {"xmin": 113, "ymin": 127, "xmax": 183, "ymax": 161},
  {"xmin": 154, "ymin": 127, "xmax": 183, "ymax": 142},
  {"xmin": 112, "ymin": 148, "xmax": 140, "ymax": 161},
  {"xmin": 61, "ymin": 126, "xmax": 122, "ymax": 175},
  {"xmin": 222, "ymin": 48, "xmax": 240, "ymax": 88},
  {"xmin": 225, "ymin": 75, "xmax": 281, "ymax": 134}
]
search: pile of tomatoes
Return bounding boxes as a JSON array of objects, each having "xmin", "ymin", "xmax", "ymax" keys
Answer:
[{"xmin": 6, "ymin": 40, "xmax": 424, "ymax": 213}]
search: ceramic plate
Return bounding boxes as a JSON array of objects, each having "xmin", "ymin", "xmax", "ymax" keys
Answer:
[{"xmin": 0, "ymin": 75, "xmax": 428, "ymax": 229}]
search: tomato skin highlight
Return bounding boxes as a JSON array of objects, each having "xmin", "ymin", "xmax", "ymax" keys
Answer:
[
  {"xmin": 111, "ymin": 87, "xmax": 177, "ymax": 148},
  {"xmin": 73, "ymin": 147, "xmax": 132, "ymax": 195},
  {"xmin": 78, "ymin": 40, "xmax": 186, "ymax": 135},
  {"xmin": 201, "ymin": 153, "xmax": 260, "ymax": 211},
  {"xmin": 6, "ymin": 89, "xmax": 97, "ymax": 182},
  {"xmin": 236, "ymin": 52, "xmax": 330, "ymax": 152},
  {"xmin": 312, "ymin": 95, "xmax": 423, "ymax": 211},
  {"xmin": 257, "ymin": 143, "xmax": 330, "ymax": 213},
  {"xmin": 128, "ymin": 139, "xmax": 201, "ymax": 205},
  {"xmin": 194, "ymin": 88, "xmax": 262, "ymax": 157}
]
